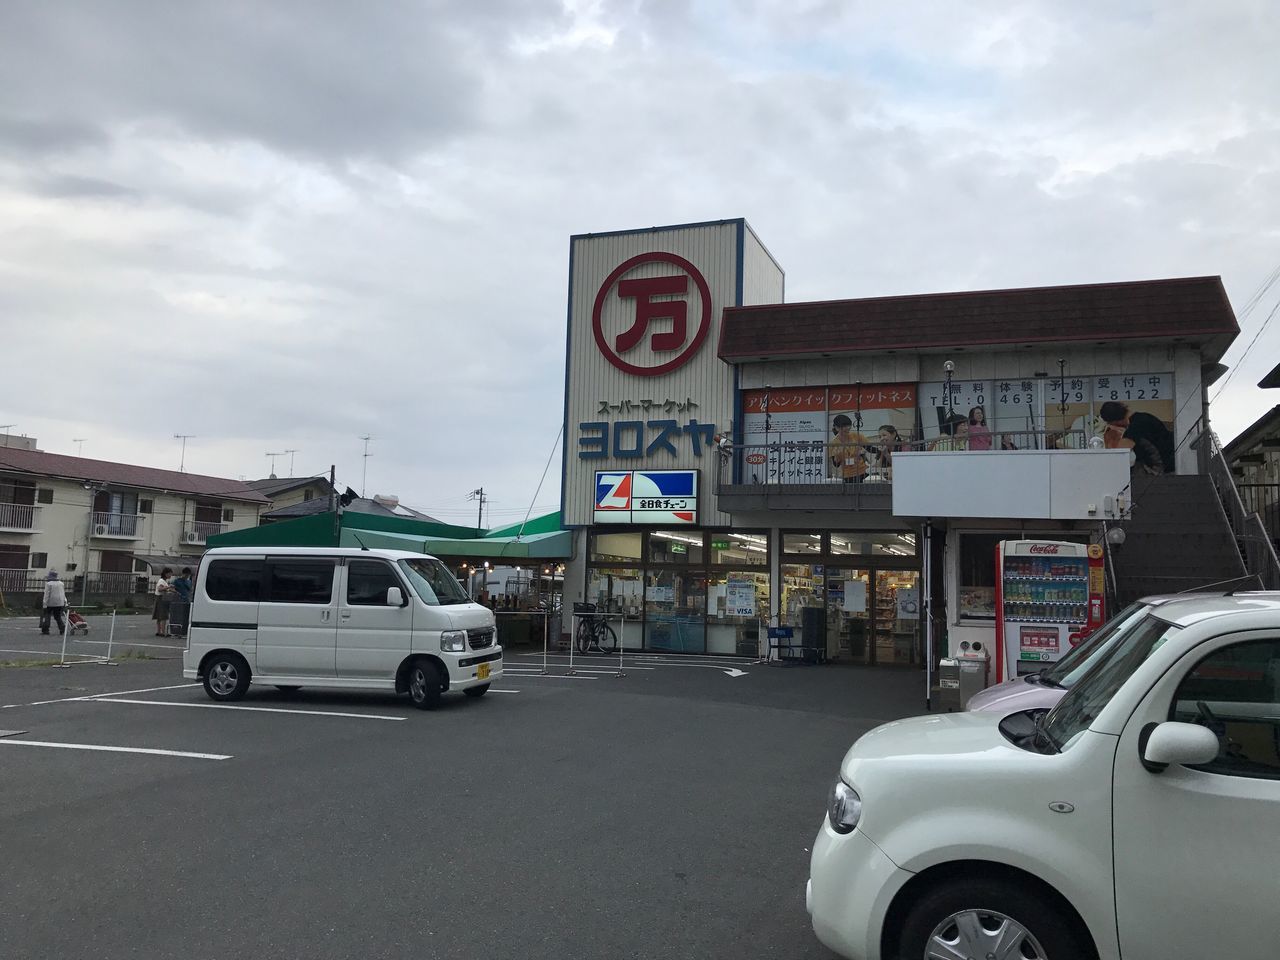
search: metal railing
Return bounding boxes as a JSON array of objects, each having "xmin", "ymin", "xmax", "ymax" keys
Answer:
[
  {"xmin": 1237, "ymin": 483, "xmax": 1280, "ymax": 537},
  {"xmin": 0, "ymin": 570, "xmax": 148, "ymax": 595},
  {"xmin": 91, "ymin": 511, "xmax": 144, "ymax": 538},
  {"xmin": 0, "ymin": 502, "xmax": 39, "ymax": 530},
  {"xmin": 723, "ymin": 429, "xmax": 1088, "ymax": 486},
  {"xmin": 183, "ymin": 520, "xmax": 225, "ymax": 543},
  {"xmin": 1205, "ymin": 434, "xmax": 1280, "ymax": 590}
]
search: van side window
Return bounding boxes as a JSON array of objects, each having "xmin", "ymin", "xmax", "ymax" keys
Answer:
[
  {"xmin": 347, "ymin": 560, "xmax": 402, "ymax": 606},
  {"xmin": 205, "ymin": 560, "xmax": 264, "ymax": 601},
  {"xmin": 265, "ymin": 559, "xmax": 336, "ymax": 604}
]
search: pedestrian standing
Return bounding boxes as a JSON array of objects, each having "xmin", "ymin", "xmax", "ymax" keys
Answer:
[
  {"xmin": 40, "ymin": 570, "xmax": 68, "ymax": 636},
  {"xmin": 152, "ymin": 567, "xmax": 175, "ymax": 637}
]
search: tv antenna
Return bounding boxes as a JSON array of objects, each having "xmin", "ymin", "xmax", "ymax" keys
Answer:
[
  {"xmin": 359, "ymin": 435, "xmax": 373, "ymax": 497},
  {"xmin": 265, "ymin": 450, "xmax": 284, "ymax": 475},
  {"xmin": 284, "ymin": 448, "xmax": 299, "ymax": 475},
  {"xmin": 174, "ymin": 434, "xmax": 196, "ymax": 472}
]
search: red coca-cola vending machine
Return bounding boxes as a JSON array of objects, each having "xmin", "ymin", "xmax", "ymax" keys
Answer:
[{"xmin": 994, "ymin": 540, "xmax": 1106, "ymax": 683}]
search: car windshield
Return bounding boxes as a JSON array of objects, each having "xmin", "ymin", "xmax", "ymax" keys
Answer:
[
  {"xmin": 398, "ymin": 557, "xmax": 471, "ymax": 606},
  {"xmin": 1040, "ymin": 601, "xmax": 1152, "ymax": 688},
  {"xmin": 1040, "ymin": 613, "xmax": 1181, "ymax": 751}
]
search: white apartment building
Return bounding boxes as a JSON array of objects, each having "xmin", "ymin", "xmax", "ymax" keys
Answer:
[{"xmin": 0, "ymin": 441, "xmax": 268, "ymax": 596}]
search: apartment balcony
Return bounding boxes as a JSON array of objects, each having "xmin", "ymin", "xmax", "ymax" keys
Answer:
[
  {"xmin": 181, "ymin": 520, "xmax": 226, "ymax": 545},
  {"xmin": 0, "ymin": 502, "xmax": 41, "ymax": 533},
  {"xmin": 91, "ymin": 512, "xmax": 144, "ymax": 539}
]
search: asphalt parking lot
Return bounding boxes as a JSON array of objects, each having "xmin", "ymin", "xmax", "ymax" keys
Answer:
[{"xmin": 0, "ymin": 641, "xmax": 926, "ymax": 960}]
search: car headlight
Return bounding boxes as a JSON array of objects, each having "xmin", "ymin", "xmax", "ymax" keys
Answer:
[
  {"xmin": 440, "ymin": 630, "xmax": 467, "ymax": 652},
  {"xmin": 828, "ymin": 780, "xmax": 862, "ymax": 834}
]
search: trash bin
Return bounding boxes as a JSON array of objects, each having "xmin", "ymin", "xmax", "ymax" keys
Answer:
[
  {"xmin": 937, "ymin": 658, "xmax": 964, "ymax": 712},
  {"xmin": 956, "ymin": 641, "xmax": 990, "ymax": 708}
]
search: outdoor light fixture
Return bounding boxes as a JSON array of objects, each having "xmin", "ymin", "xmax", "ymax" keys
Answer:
[
  {"xmin": 942, "ymin": 360, "xmax": 956, "ymax": 417},
  {"xmin": 1106, "ymin": 527, "xmax": 1127, "ymax": 546}
]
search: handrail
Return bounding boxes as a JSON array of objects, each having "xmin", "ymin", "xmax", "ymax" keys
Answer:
[{"xmin": 1203, "ymin": 430, "xmax": 1280, "ymax": 590}]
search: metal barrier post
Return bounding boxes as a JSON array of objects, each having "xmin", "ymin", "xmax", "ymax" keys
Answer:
[
  {"xmin": 541, "ymin": 610, "xmax": 549, "ymax": 675},
  {"xmin": 615, "ymin": 613, "xmax": 625, "ymax": 678},
  {"xmin": 568, "ymin": 613, "xmax": 577, "ymax": 675},
  {"xmin": 56, "ymin": 607, "xmax": 72, "ymax": 668},
  {"xmin": 100, "ymin": 609, "xmax": 119, "ymax": 666}
]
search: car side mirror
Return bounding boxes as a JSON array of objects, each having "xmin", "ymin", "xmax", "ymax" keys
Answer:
[
  {"xmin": 386, "ymin": 586, "xmax": 405, "ymax": 607},
  {"xmin": 1139, "ymin": 721, "xmax": 1219, "ymax": 773}
]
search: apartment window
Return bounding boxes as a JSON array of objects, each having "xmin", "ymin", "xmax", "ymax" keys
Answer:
[
  {"xmin": 206, "ymin": 560, "xmax": 264, "ymax": 602},
  {"xmin": 37, "ymin": 488, "xmax": 53, "ymax": 505},
  {"xmin": 30, "ymin": 552, "xmax": 48, "ymax": 569},
  {"xmin": 139, "ymin": 499, "xmax": 154, "ymax": 514},
  {"xmin": 223, "ymin": 508, "xmax": 235, "ymax": 523}
]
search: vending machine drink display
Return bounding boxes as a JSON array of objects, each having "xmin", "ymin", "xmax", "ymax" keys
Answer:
[{"xmin": 994, "ymin": 540, "xmax": 1106, "ymax": 682}]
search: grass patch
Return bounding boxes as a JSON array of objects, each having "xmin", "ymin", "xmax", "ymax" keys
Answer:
[{"xmin": 0, "ymin": 658, "xmax": 67, "ymax": 668}]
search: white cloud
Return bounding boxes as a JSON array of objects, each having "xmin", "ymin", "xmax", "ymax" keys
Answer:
[{"xmin": 0, "ymin": 0, "xmax": 1277, "ymax": 513}]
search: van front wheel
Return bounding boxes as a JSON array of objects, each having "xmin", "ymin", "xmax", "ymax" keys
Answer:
[
  {"xmin": 203, "ymin": 653, "xmax": 250, "ymax": 702},
  {"xmin": 407, "ymin": 659, "xmax": 443, "ymax": 711}
]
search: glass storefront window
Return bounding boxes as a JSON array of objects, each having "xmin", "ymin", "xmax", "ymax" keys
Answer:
[
  {"xmin": 826, "ymin": 567, "xmax": 871, "ymax": 662},
  {"xmin": 587, "ymin": 567, "xmax": 644, "ymax": 619},
  {"xmin": 645, "ymin": 569, "xmax": 707, "ymax": 653},
  {"xmin": 829, "ymin": 532, "xmax": 917, "ymax": 557},
  {"xmin": 591, "ymin": 532, "xmax": 642, "ymax": 564},
  {"xmin": 958, "ymin": 533, "xmax": 1006, "ymax": 620},
  {"xmin": 783, "ymin": 533, "xmax": 823, "ymax": 555},
  {"xmin": 874, "ymin": 569, "xmax": 921, "ymax": 665},
  {"xmin": 709, "ymin": 532, "xmax": 769, "ymax": 566},
  {"xmin": 647, "ymin": 530, "xmax": 705, "ymax": 565},
  {"xmin": 782, "ymin": 562, "xmax": 824, "ymax": 626},
  {"xmin": 706, "ymin": 571, "xmax": 770, "ymax": 655}
]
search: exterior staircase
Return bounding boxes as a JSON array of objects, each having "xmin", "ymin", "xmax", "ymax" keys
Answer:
[{"xmin": 1109, "ymin": 473, "xmax": 1250, "ymax": 607}]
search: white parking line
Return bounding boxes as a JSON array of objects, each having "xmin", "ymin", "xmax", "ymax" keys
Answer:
[
  {"xmin": 487, "ymin": 689, "xmax": 520, "ymax": 694},
  {"xmin": 2, "ymin": 683, "xmax": 200, "ymax": 709},
  {"xmin": 93, "ymin": 698, "xmax": 407, "ymax": 720},
  {"xmin": 0, "ymin": 739, "xmax": 230, "ymax": 760},
  {"xmin": 505, "ymin": 667, "xmax": 628, "ymax": 676},
  {"xmin": 495, "ymin": 672, "xmax": 598, "ymax": 681},
  {"xmin": 73, "ymin": 639, "xmax": 186, "ymax": 650}
]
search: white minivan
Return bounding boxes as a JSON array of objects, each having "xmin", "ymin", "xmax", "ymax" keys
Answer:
[{"xmin": 183, "ymin": 547, "xmax": 501, "ymax": 709}]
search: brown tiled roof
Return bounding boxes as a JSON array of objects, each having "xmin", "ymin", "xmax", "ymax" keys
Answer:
[
  {"xmin": 0, "ymin": 447, "xmax": 269, "ymax": 502},
  {"xmin": 718, "ymin": 276, "xmax": 1239, "ymax": 362}
]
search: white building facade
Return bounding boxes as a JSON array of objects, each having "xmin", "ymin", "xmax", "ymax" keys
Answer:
[{"xmin": 559, "ymin": 220, "xmax": 1239, "ymax": 669}]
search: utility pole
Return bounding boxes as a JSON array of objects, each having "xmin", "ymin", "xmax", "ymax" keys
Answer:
[
  {"xmin": 359, "ymin": 435, "xmax": 373, "ymax": 497},
  {"xmin": 73, "ymin": 438, "xmax": 87, "ymax": 457},
  {"xmin": 284, "ymin": 449, "xmax": 299, "ymax": 476},
  {"xmin": 467, "ymin": 487, "xmax": 487, "ymax": 535},
  {"xmin": 265, "ymin": 450, "xmax": 283, "ymax": 476},
  {"xmin": 330, "ymin": 464, "xmax": 339, "ymax": 542},
  {"xmin": 174, "ymin": 434, "xmax": 196, "ymax": 472}
]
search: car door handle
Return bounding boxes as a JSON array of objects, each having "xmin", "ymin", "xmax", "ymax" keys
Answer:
[{"xmin": 321, "ymin": 610, "xmax": 331, "ymax": 622}]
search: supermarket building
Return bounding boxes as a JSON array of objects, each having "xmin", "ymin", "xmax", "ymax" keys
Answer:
[{"xmin": 559, "ymin": 219, "xmax": 1240, "ymax": 666}]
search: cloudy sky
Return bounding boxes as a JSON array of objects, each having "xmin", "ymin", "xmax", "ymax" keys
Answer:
[{"xmin": 2, "ymin": 0, "xmax": 1277, "ymax": 525}]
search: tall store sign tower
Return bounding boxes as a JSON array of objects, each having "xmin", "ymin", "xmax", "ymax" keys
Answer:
[{"xmin": 561, "ymin": 219, "xmax": 784, "ymax": 527}]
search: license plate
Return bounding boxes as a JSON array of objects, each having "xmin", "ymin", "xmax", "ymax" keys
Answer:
[{"xmin": 477, "ymin": 662, "xmax": 491, "ymax": 680}]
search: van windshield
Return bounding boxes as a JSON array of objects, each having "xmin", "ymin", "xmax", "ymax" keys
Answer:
[{"xmin": 398, "ymin": 558, "xmax": 471, "ymax": 606}]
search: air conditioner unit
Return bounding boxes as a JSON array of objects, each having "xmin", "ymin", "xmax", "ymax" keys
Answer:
[
  {"xmin": 182, "ymin": 532, "xmax": 202, "ymax": 544},
  {"xmin": 94, "ymin": 524, "xmax": 108, "ymax": 536}
]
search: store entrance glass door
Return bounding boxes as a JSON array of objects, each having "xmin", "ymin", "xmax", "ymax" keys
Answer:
[
  {"xmin": 872, "ymin": 570, "xmax": 921, "ymax": 666},
  {"xmin": 826, "ymin": 568, "xmax": 871, "ymax": 663}
]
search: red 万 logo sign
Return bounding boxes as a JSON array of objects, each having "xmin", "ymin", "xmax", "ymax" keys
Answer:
[{"xmin": 591, "ymin": 252, "xmax": 713, "ymax": 377}]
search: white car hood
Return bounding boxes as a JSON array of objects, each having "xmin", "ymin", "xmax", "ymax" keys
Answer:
[
  {"xmin": 444, "ymin": 603, "xmax": 497, "ymax": 631},
  {"xmin": 842, "ymin": 711, "xmax": 1018, "ymax": 777},
  {"xmin": 965, "ymin": 675, "xmax": 1067, "ymax": 714}
]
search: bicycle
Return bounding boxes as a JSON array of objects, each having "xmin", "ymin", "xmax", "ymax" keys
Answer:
[{"xmin": 573, "ymin": 602, "xmax": 618, "ymax": 654}]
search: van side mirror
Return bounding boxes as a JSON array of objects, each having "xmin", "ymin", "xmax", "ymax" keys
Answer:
[
  {"xmin": 1139, "ymin": 721, "xmax": 1219, "ymax": 773},
  {"xmin": 386, "ymin": 586, "xmax": 405, "ymax": 607}
]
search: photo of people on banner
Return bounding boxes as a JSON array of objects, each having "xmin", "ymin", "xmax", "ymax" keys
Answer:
[
  {"xmin": 918, "ymin": 380, "xmax": 1008, "ymax": 451},
  {"xmin": 827, "ymin": 383, "xmax": 917, "ymax": 482},
  {"xmin": 1041, "ymin": 373, "xmax": 1176, "ymax": 473}
]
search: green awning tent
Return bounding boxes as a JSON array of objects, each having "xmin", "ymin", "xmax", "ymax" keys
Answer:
[{"xmin": 207, "ymin": 508, "xmax": 571, "ymax": 561}]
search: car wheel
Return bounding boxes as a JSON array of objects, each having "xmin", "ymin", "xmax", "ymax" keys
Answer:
[
  {"xmin": 274, "ymin": 685, "xmax": 302, "ymax": 693},
  {"xmin": 463, "ymin": 684, "xmax": 489, "ymax": 699},
  {"xmin": 898, "ymin": 878, "xmax": 1091, "ymax": 960},
  {"xmin": 407, "ymin": 659, "xmax": 443, "ymax": 711},
  {"xmin": 203, "ymin": 653, "xmax": 251, "ymax": 703}
]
